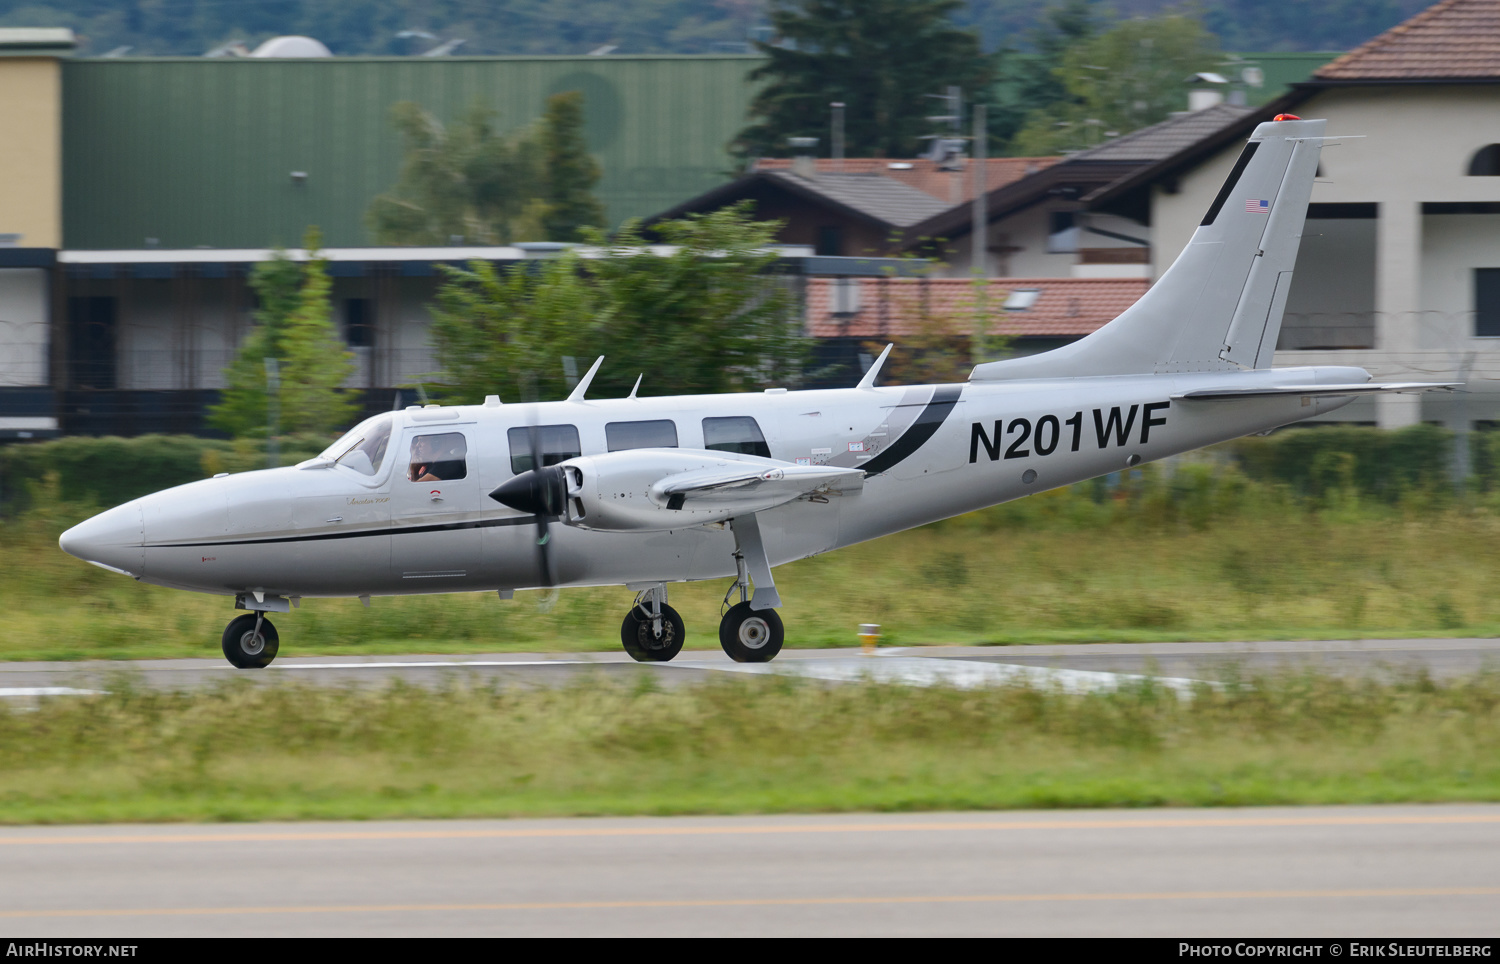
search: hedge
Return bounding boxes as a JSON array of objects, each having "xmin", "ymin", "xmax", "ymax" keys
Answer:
[
  {"xmin": 1228, "ymin": 423, "xmax": 1455, "ymax": 500},
  {"xmin": 0, "ymin": 434, "xmax": 328, "ymax": 514}
]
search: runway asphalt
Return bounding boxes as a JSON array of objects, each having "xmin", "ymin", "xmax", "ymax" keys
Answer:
[
  {"xmin": 0, "ymin": 638, "xmax": 1495, "ymax": 696},
  {"xmin": 3, "ymin": 805, "xmax": 1498, "ymax": 937}
]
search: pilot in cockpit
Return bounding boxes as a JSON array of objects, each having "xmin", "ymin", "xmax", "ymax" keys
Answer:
[{"xmin": 408, "ymin": 433, "xmax": 466, "ymax": 483}]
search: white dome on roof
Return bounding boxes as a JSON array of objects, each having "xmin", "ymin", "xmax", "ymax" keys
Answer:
[{"xmin": 250, "ymin": 36, "xmax": 332, "ymax": 58}]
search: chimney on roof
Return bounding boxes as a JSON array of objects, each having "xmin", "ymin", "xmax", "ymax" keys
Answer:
[
  {"xmin": 788, "ymin": 137, "xmax": 819, "ymax": 179},
  {"xmin": 1188, "ymin": 71, "xmax": 1228, "ymax": 111}
]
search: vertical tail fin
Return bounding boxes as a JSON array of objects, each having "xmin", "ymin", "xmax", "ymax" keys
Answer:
[{"xmin": 972, "ymin": 117, "xmax": 1326, "ymax": 381}]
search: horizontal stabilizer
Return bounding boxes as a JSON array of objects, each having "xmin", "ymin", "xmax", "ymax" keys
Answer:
[
  {"xmin": 652, "ymin": 462, "xmax": 864, "ymax": 512},
  {"xmin": 1173, "ymin": 382, "xmax": 1458, "ymax": 401}
]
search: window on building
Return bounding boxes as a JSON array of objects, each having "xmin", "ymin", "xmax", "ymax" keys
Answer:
[
  {"xmin": 1047, "ymin": 211, "xmax": 1079, "ymax": 253},
  {"xmin": 1476, "ymin": 269, "xmax": 1500, "ymax": 337},
  {"xmin": 702, "ymin": 416, "xmax": 771, "ymax": 458},
  {"xmin": 1467, "ymin": 145, "xmax": 1500, "ymax": 176},
  {"xmin": 606, "ymin": 419, "xmax": 679, "ymax": 452},
  {"xmin": 67, "ymin": 296, "xmax": 117, "ymax": 390},
  {"xmin": 508, "ymin": 424, "xmax": 582, "ymax": 474},
  {"xmin": 831, "ymin": 278, "xmax": 861, "ymax": 315},
  {"xmin": 816, "ymin": 225, "xmax": 844, "ymax": 257},
  {"xmin": 1003, "ymin": 289, "xmax": 1040, "ymax": 310},
  {"xmin": 345, "ymin": 298, "xmax": 374, "ymax": 348},
  {"xmin": 408, "ymin": 432, "xmax": 468, "ymax": 482}
]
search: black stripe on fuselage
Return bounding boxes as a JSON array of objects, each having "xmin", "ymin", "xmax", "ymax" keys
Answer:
[
  {"xmin": 861, "ymin": 384, "xmax": 964, "ymax": 475},
  {"xmin": 143, "ymin": 514, "xmax": 543, "ymax": 549}
]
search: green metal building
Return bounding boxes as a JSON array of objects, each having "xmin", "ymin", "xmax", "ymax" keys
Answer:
[
  {"xmin": 61, "ymin": 55, "xmax": 762, "ymax": 249},
  {"xmin": 58, "ymin": 52, "xmax": 1334, "ymax": 251}
]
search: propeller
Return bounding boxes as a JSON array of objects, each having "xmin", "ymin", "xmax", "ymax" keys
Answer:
[
  {"xmin": 487, "ymin": 358, "xmax": 604, "ymax": 591},
  {"xmin": 488, "ymin": 405, "xmax": 559, "ymax": 588}
]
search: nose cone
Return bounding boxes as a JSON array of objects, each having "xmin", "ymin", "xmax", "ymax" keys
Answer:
[
  {"xmin": 59, "ymin": 503, "xmax": 145, "ymax": 577},
  {"xmin": 490, "ymin": 467, "xmax": 567, "ymax": 516}
]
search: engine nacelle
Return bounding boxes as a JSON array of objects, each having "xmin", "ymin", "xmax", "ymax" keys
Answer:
[{"xmin": 557, "ymin": 448, "xmax": 790, "ymax": 531}]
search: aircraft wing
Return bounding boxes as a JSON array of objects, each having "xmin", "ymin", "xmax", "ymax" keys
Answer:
[
  {"xmin": 651, "ymin": 461, "xmax": 864, "ymax": 512},
  {"xmin": 1173, "ymin": 382, "xmax": 1458, "ymax": 401}
]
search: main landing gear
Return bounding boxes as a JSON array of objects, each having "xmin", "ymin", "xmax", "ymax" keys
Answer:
[{"xmin": 618, "ymin": 514, "xmax": 786, "ymax": 665}]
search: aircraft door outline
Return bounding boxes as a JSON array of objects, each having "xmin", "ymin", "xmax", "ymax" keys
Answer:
[{"xmin": 391, "ymin": 425, "xmax": 481, "ymax": 582}]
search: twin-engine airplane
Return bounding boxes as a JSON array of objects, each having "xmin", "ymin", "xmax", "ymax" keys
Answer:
[{"xmin": 60, "ymin": 117, "xmax": 1452, "ymax": 667}]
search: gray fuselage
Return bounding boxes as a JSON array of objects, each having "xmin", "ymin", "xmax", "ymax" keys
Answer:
[{"xmin": 59, "ymin": 364, "xmax": 1358, "ymax": 601}]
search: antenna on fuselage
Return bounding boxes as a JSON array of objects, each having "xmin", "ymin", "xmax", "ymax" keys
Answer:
[
  {"xmin": 856, "ymin": 343, "xmax": 894, "ymax": 390},
  {"xmin": 627, "ymin": 374, "xmax": 642, "ymax": 399},
  {"xmin": 566, "ymin": 356, "xmax": 605, "ymax": 402}
]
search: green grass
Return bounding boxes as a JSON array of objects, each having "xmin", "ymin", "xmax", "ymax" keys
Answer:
[
  {"xmin": 9, "ymin": 470, "xmax": 1500, "ymax": 661},
  {"xmin": 1, "ymin": 670, "xmax": 1497, "ymax": 824}
]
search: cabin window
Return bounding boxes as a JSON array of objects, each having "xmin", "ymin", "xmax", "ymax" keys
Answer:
[
  {"xmin": 408, "ymin": 432, "xmax": 467, "ymax": 482},
  {"xmin": 606, "ymin": 419, "xmax": 679, "ymax": 452},
  {"xmin": 330, "ymin": 413, "xmax": 393, "ymax": 476},
  {"xmin": 702, "ymin": 416, "xmax": 771, "ymax": 458},
  {"xmin": 508, "ymin": 424, "xmax": 582, "ymax": 474}
]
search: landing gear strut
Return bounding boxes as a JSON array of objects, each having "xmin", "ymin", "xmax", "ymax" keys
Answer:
[
  {"xmin": 716, "ymin": 516, "xmax": 785, "ymax": 662},
  {"xmin": 621, "ymin": 584, "xmax": 684, "ymax": 662},
  {"xmin": 222, "ymin": 612, "xmax": 279, "ymax": 668}
]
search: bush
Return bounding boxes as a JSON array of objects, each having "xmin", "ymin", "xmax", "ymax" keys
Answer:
[
  {"xmin": 1228, "ymin": 424, "xmax": 1452, "ymax": 501},
  {"xmin": 0, "ymin": 434, "xmax": 329, "ymax": 515}
]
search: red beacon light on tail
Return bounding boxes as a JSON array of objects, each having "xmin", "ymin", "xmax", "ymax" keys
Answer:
[{"xmin": 1273, "ymin": 113, "xmax": 1302, "ymax": 121}]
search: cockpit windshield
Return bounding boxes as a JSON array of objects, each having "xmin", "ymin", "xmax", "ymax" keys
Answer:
[{"xmin": 321, "ymin": 414, "xmax": 394, "ymax": 477}]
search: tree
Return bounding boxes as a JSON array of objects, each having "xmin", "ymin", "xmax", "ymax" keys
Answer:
[
  {"xmin": 990, "ymin": 0, "xmax": 1105, "ymax": 152},
  {"xmin": 732, "ymin": 0, "xmax": 995, "ymax": 160},
  {"xmin": 427, "ymin": 253, "xmax": 600, "ymax": 405},
  {"xmin": 429, "ymin": 202, "xmax": 803, "ymax": 404},
  {"xmin": 366, "ymin": 100, "xmax": 543, "ymax": 245},
  {"xmin": 209, "ymin": 227, "xmax": 356, "ymax": 439},
  {"xmin": 367, "ymin": 94, "xmax": 605, "ymax": 245},
  {"xmin": 278, "ymin": 229, "xmax": 359, "ymax": 435},
  {"xmin": 1009, "ymin": 12, "xmax": 1222, "ymax": 156},
  {"xmin": 539, "ymin": 91, "xmax": 606, "ymax": 242},
  {"xmin": 579, "ymin": 206, "xmax": 803, "ymax": 396}
]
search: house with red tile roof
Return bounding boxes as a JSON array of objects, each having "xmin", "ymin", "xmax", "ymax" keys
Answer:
[
  {"xmin": 805, "ymin": 275, "xmax": 1153, "ymax": 385},
  {"xmin": 1081, "ymin": 0, "xmax": 1500, "ymax": 430},
  {"xmin": 807, "ymin": 276, "xmax": 1150, "ymax": 342}
]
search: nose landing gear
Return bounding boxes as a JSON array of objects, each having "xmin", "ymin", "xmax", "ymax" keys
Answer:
[{"xmin": 222, "ymin": 612, "xmax": 279, "ymax": 668}]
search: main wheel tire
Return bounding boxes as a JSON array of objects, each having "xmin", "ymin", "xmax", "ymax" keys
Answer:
[
  {"xmin": 222, "ymin": 613, "xmax": 279, "ymax": 669},
  {"xmin": 621, "ymin": 602, "xmax": 685, "ymax": 662},
  {"xmin": 719, "ymin": 602, "xmax": 784, "ymax": 663}
]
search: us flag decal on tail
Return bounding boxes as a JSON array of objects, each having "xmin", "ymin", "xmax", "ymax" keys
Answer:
[{"xmin": 1245, "ymin": 198, "xmax": 1270, "ymax": 213}]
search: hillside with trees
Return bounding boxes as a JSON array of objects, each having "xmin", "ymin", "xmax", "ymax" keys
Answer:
[{"xmin": 0, "ymin": 0, "xmax": 1430, "ymax": 58}]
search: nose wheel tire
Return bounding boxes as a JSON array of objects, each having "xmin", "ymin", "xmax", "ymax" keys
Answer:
[
  {"xmin": 719, "ymin": 602, "xmax": 783, "ymax": 663},
  {"xmin": 621, "ymin": 603, "xmax": 685, "ymax": 662},
  {"xmin": 222, "ymin": 613, "xmax": 279, "ymax": 669}
]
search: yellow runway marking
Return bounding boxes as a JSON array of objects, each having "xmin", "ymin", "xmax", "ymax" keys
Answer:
[
  {"xmin": 5, "ymin": 887, "xmax": 1500, "ymax": 919},
  {"xmin": 3, "ymin": 812, "xmax": 1500, "ymax": 847}
]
